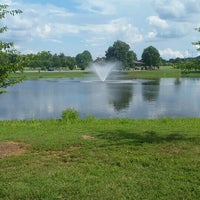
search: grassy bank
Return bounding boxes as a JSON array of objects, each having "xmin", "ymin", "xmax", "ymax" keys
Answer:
[
  {"xmin": 14, "ymin": 71, "xmax": 91, "ymax": 79},
  {"xmin": 126, "ymin": 66, "xmax": 181, "ymax": 79},
  {"xmin": 0, "ymin": 118, "xmax": 199, "ymax": 199},
  {"xmin": 12, "ymin": 67, "xmax": 200, "ymax": 79}
]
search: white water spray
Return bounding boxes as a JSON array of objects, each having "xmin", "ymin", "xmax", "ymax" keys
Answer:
[{"xmin": 91, "ymin": 62, "xmax": 116, "ymax": 82}]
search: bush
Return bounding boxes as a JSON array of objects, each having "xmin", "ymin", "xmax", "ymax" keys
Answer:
[{"xmin": 61, "ymin": 108, "xmax": 79, "ymax": 122}]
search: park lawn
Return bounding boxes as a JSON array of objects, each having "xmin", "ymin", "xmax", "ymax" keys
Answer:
[
  {"xmin": 0, "ymin": 118, "xmax": 199, "ymax": 199},
  {"xmin": 12, "ymin": 67, "xmax": 200, "ymax": 80},
  {"xmin": 13, "ymin": 71, "xmax": 91, "ymax": 79},
  {"xmin": 126, "ymin": 66, "xmax": 182, "ymax": 79}
]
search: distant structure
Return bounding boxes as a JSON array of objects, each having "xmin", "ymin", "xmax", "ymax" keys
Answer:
[
  {"xmin": 133, "ymin": 61, "xmax": 159, "ymax": 70},
  {"xmin": 134, "ymin": 61, "xmax": 145, "ymax": 70}
]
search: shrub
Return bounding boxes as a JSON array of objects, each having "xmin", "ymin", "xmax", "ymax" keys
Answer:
[{"xmin": 61, "ymin": 108, "xmax": 79, "ymax": 122}]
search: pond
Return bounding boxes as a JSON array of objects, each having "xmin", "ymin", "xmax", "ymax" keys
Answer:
[{"xmin": 1, "ymin": 77, "xmax": 200, "ymax": 120}]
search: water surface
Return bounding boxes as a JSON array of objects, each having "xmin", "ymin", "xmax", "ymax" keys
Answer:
[{"xmin": 1, "ymin": 78, "xmax": 200, "ymax": 120}]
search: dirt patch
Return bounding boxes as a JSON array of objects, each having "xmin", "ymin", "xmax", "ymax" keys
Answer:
[
  {"xmin": 0, "ymin": 141, "xmax": 28, "ymax": 159},
  {"xmin": 51, "ymin": 146, "xmax": 81, "ymax": 157},
  {"xmin": 68, "ymin": 146, "xmax": 81, "ymax": 151},
  {"xmin": 82, "ymin": 135, "xmax": 96, "ymax": 140}
]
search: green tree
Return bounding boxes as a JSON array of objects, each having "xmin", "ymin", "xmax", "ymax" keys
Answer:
[
  {"xmin": 65, "ymin": 56, "xmax": 76, "ymax": 70},
  {"xmin": 75, "ymin": 50, "xmax": 92, "ymax": 70},
  {"xmin": 94, "ymin": 57, "xmax": 106, "ymax": 63},
  {"xmin": 52, "ymin": 53, "xmax": 61, "ymax": 69},
  {"xmin": 20, "ymin": 54, "xmax": 37, "ymax": 69},
  {"xmin": 37, "ymin": 51, "xmax": 52, "ymax": 69},
  {"xmin": 127, "ymin": 50, "xmax": 137, "ymax": 69},
  {"xmin": 58, "ymin": 53, "xmax": 66, "ymax": 68},
  {"xmin": 20, "ymin": 51, "xmax": 52, "ymax": 70},
  {"xmin": 192, "ymin": 27, "xmax": 200, "ymax": 70},
  {"xmin": 0, "ymin": 4, "xmax": 23, "ymax": 88},
  {"xmin": 142, "ymin": 46, "xmax": 161, "ymax": 67},
  {"xmin": 105, "ymin": 40, "xmax": 137, "ymax": 69},
  {"xmin": 176, "ymin": 27, "xmax": 200, "ymax": 72},
  {"xmin": 20, "ymin": 51, "xmax": 76, "ymax": 71},
  {"xmin": 192, "ymin": 27, "xmax": 200, "ymax": 51}
]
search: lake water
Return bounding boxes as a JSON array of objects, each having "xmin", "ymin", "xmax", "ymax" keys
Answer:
[{"xmin": 1, "ymin": 78, "xmax": 200, "ymax": 120}]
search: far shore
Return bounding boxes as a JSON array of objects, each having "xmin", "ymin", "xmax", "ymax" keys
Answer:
[{"xmin": 13, "ymin": 66, "xmax": 200, "ymax": 79}]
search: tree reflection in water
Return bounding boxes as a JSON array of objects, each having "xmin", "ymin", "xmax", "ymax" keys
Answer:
[
  {"xmin": 106, "ymin": 83, "xmax": 133, "ymax": 111},
  {"xmin": 142, "ymin": 79, "xmax": 160, "ymax": 102}
]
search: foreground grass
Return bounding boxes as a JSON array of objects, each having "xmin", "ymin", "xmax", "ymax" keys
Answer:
[{"xmin": 0, "ymin": 118, "xmax": 199, "ymax": 199}]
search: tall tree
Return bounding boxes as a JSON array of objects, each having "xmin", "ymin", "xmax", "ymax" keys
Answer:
[
  {"xmin": 0, "ymin": 4, "xmax": 23, "ymax": 88},
  {"xmin": 65, "ymin": 56, "xmax": 76, "ymax": 70},
  {"xmin": 127, "ymin": 50, "xmax": 137, "ymax": 69},
  {"xmin": 105, "ymin": 40, "xmax": 137, "ymax": 69},
  {"xmin": 75, "ymin": 50, "xmax": 92, "ymax": 70},
  {"xmin": 52, "ymin": 53, "xmax": 61, "ymax": 69},
  {"xmin": 142, "ymin": 46, "xmax": 161, "ymax": 67}
]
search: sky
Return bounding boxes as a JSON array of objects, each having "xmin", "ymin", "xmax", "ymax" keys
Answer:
[{"xmin": 1, "ymin": 0, "xmax": 200, "ymax": 60}]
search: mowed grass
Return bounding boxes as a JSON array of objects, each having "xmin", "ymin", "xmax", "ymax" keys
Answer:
[
  {"xmin": 12, "ymin": 66, "xmax": 200, "ymax": 80},
  {"xmin": 126, "ymin": 66, "xmax": 181, "ymax": 79},
  {"xmin": 13, "ymin": 71, "xmax": 91, "ymax": 79},
  {"xmin": 0, "ymin": 118, "xmax": 199, "ymax": 199}
]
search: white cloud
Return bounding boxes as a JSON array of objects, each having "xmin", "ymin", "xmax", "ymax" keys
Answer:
[
  {"xmin": 1, "ymin": 0, "xmax": 200, "ymax": 59},
  {"xmin": 77, "ymin": 0, "xmax": 116, "ymax": 15},
  {"xmin": 81, "ymin": 18, "xmax": 144, "ymax": 47},
  {"xmin": 184, "ymin": 0, "xmax": 200, "ymax": 13},
  {"xmin": 160, "ymin": 22, "xmax": 192, "ymax": 38},
  {"xmin": 159, "ymin": 48, "xmax": 184, "ymax": 59},
  {"xmin": 153, "ymin": 0, "xmax": 185, "ymax": 19},
  {"xmin": 47, "ymin": 6, "xmax": 75, "ymax": 18},
  {"xmin": 147, "ymin": 31, "xmax": 157, "ymax": 40},
  {"xmin": 0, "ymin": 2, "xmax": 78, "ymax": 43},
  {"xmin": 153, "ymin": 0, "xmax": 200, "ymax": 22},
  {"xmin": 148, "ymin": 0, "xmax": 199, "ymax": 41},
  {"xmin": 1, "ymin": 0, "xmax": 145, "ymax": 56},
  {"xmin": 147, "ymin": 16, "xmax": 168, "ymax": 29},
  {"xmin": 1, "ymin": 0, "xmax": 12, "ymax": 4}
]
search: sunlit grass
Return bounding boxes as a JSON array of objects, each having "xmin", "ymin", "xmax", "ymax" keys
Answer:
[
  {"xmin": 0, "ymin": 118, "xmax": 199, "ymax": 199},
  {"xmin": 13, "ymin": 71, "xmax": 91, "ymax": 79},
  {"xmin": 11, "ymin": 66, "xmax": 200, "ymax": 80},
  {"xmin": 126, "ymin": 66, "xmax": 181, "ymax": 79}
]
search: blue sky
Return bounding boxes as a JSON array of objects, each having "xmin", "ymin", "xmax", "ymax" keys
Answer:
[{"xmin": 1, "ymin": 0, "xmax": 200, "ymax": 60}]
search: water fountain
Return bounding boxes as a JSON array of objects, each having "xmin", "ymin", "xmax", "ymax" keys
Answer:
[{"xmin": 91, "ymin": 62, "xmax": 115, "ymax": 82}]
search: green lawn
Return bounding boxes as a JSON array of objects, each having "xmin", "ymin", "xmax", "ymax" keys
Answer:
[
  {"xmin": 14, "ymin": 71, "xmax": 91, "ymax": 79},
  {"xmin": 12, "ymin": 66, "xmax": 200, "ymax": 80},
  {"xmin": 126, "ymin": 66, "xmax": 182, "ymax": 79},
  {"xmin": 0, "ymin": 118, "xmax": 199, "ymax": 199}
]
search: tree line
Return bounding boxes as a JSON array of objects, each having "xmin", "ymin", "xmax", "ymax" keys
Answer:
[
  {"xmin": 11, "ymin": 41, "xmax": 161, "ymax": 71},
  {"xmin": 20, "ymin": 50, "xmax": 92, "ymax": 71}
]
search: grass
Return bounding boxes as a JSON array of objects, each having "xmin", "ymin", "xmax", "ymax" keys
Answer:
[
  {"xmin": 126, "ymin": 66, "xmax": 182, "ymax": 79},
  {"xmin": 0, "ymin": 118, "xmax": 199, "ymax": 199},
  {"xmin": 13, "ymin": 71, "xmax": 91, "ymax": 79},
  {"xmin": 12, "ymin": 66, "xmax": 200, "ymax": 80}
]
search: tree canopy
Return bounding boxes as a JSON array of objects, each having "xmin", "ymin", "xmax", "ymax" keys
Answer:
[
  {"xmin": 75, "ymin": 50, "xmax": 93, "ymax": 70},
  {"xmin": 176, "ymin": 27, "xmax": 200, "ymax": 72},
  {"xmin": 105, "ymin": 40, "xmax": 137, "ymax": 69},
  {"xmin": 21, "ymin": 51, "xmax": 77, "ymax": 70},
  {"xmin": 0, "ymin": 4, "xmax": 23, "ymax": 88},
  {"xmin": 141, "ymin": 46, "xmax": 161, "ymax": 67}
]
